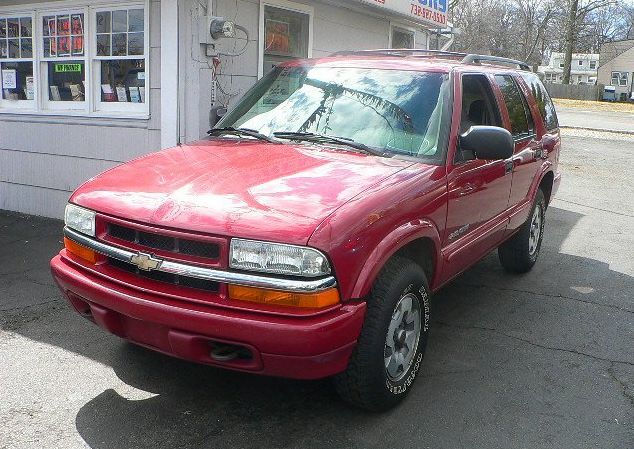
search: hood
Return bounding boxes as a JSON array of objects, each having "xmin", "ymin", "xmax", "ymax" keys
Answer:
[{"xmin": 71, "ymin": 139, "xmax": 416, "ymax": 245}]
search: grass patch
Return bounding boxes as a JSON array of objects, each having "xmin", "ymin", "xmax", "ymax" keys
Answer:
[{"xmin": 553, "ymin": 98, "xmax": 634, "ymax": 113}]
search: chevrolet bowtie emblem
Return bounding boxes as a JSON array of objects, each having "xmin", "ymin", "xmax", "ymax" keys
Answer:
[{"xmin": 130, "ymin": 253, "xmax": 163, "ymax": 271}]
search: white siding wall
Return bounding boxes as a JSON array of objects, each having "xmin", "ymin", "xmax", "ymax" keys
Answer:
[{"xmin": 0, "ymin": 0, "xmax": 162, "ymax": 219}]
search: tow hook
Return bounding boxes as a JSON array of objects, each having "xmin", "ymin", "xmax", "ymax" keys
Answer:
[{"xmin": 210, "ymin": 342, "xmax": 250, "ymax": 362}]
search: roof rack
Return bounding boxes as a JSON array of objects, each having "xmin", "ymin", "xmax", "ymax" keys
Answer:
[
  {"xmin": 332, "ymin": 49, "xmax": 468, "ymax": 60},
  {"xmin": 330, "ymin": 49, "xmax": 531, "ymax": 71},
  {"xmin": 461, "ymin": 54, "xmax": 531, "ymax": 71}
]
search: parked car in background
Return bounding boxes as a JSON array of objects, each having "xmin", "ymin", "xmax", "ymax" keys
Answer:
[{"xmin": 51, "ymin": 50, "xmax": 561, "ymax": 411}]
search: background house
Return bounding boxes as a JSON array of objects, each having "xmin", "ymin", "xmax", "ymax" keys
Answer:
[
  {"xmin": 598, "ymin": 39, "xmax": 634, "ymax": 101},
  {"xmin": 537, "ymin": 52, "xmax": 599, "ymax": 85},
  {"xmin": 0, "ymin": 0, "xmax": 449, "ymax": 219}
]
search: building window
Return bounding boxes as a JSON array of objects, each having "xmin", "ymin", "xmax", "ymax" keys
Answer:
[
  {"xmin": 578, "ymin": 60, "xmax": 583, "ymax": 66},
  {"xmin": 260, "ymin": 2, "xmax": 312, "ymax": 78},
  {"xmin": 590, "ymin": 60, "xmax": 596, "ymax": 69},
  {"xmin": 41, "ymin": 12, "xmax": 86, "ymax": 108},
  {"xmin": 0, "ymin": 3, "xmax": 148, "ymax": 117},
  {"xmin": 559, "ymin": 62, "xmax": 564, "ymax": 68},
  {"xmin": 611, "ymin": 71, "xmax": 628, "ymax": 87},
  {"xmin": 391, "ymin": 26, "xmax": 415, "ymax": 49},
  {"xmin": 0, "ymin": 16, "xmax": 35, "ymax": 108},
  {"xmin": 94, "ymin": 7, "xmax": 146, "ymax": 112},
  {"xmin": 577, "ymin": 75, "xmax": 582, "ymax": 83}
]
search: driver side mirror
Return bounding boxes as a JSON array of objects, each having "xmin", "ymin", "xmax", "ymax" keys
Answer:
[{"xmin": 459, "ymin": 126, "xmax": 514, "ymax": 160}]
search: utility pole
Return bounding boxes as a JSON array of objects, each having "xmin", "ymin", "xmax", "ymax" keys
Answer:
[{"xmin": 562, "ymin": 0, "xmax": 579, "ymax": 84}]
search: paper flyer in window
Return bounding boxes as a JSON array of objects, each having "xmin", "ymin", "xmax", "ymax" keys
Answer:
[
  {"xmin": 116, "ymin": 86, "xmax": 128, "ymax": 102},
  {"xmin": 1, "ymin": 69, "xmax": 17, "ymax": 89},
  {"xmin": 50, "ymin": 85, "xmax": 61, "ymax": 101},
  {"xmin": 265, "ymin": 19, "xmax": 291, "ymax": 55},
  {"xmin": 48, "ymin": 18, "xmax": 57, "ymax": 36},
  {"xmin": 58, "ymin": 16, "xmax": 70, "ymax": 35},
  {"xmin": 71, "ymin": 14, "xmax": 83, "ymax": 35},
  {"xmin": 129, "ymin": 86, "xmax": 141, "ymax": 103},
  {"xmin": 139, "ymin": 86, "xmax": 146, "ymax": 103},
  {"xmin": 70, "ymin": 84, "xmax": 83, "ymax": 101},
  {"xmin": 101, "ymin": 84, "xmax": 116, "ymax": 102},
  {"xmin": 71, "ymin": 15, "xmax": 84, "ymax": 55},
  {"xmin": 25, "ymin": 76, "xmax": 34, "ymax": 100}
]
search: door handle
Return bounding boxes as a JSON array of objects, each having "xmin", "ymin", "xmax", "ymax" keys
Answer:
[{"xmin": 459, "ymin": 183, "xmax": 477, "ymax": 196}]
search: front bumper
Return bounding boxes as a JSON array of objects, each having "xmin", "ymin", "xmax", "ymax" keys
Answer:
[{"xmin": 51, "ymin": 254, "xmax": 366, "ymax": 379}]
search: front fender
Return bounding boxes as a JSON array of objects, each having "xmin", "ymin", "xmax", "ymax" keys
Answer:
[{"xmin": 350, "ymin": 219, "xmax": 442, "ymax": 299}]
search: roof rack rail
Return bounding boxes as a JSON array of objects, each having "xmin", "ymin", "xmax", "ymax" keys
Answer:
[
  {"xmin": 331, "ymin": 49, "xmax": 467, "ymax": 59},
  {"xmin": 461, "ymin": 54, "xmax": 531, "ymax": 71},
  {"xmin": 330, "ymin": 49, "xmax": 532, "ymax": 71}
]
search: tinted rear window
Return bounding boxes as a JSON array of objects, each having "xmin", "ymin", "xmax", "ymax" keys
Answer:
[
  {"xmin": 520, "ymin": 73, "xmax": 559, "ymax": 131},
  {"xmin": 494, "ymin": 75, "xmax": 532, "ymax": 137}
]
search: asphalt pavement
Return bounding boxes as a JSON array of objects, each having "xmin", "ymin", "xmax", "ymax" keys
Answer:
[{"xmin": 1, "ymin": 129, "xmax": 633, "ymax": 449}]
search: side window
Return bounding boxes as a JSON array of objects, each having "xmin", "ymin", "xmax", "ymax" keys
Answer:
[
  {"xmin": 460, "ymin": 74, "xmax": 501, "ymax": 134},
  {"xmin": 494, "ymin": 74, "xmax": 532, "ymax": 138},
  {"xmin": 520, "ymin": 72, "xmax": 559, "ymax": 131}
]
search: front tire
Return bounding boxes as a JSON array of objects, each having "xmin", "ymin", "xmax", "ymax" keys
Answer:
[
  {"xmin": 498, "ymin": 189, "xmax": 546, "ymax": 273},
  {"xmin": 334, "ymin": 257, "xmax": 431, "ymax": 411}
]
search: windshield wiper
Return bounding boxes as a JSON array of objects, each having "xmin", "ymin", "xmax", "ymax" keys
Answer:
[
  {"xmin": 273, "ymin": 132, "xmax": 388, "ymax": 157},
  {"xmin": 208, "ymin": 127, "xmax": 276, "ymax": 142}
]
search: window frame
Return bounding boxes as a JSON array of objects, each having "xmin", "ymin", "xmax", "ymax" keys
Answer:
[
  {"xmin": 611, "ymin": 71, "xmax": 628, "ymax": 87},
  {"xmin": 494, "ymin": 73, "xmax": 534, "ymax": 141},
  {"xmin": 91, "ymin": 3, "xmax": 148, "ymax": 114},
  {"xmin": 389, "ymin": 23, "xmax": 416, "ymax": 49},
  {"xmin": 0, "ymin": 0, "xmax": 149, "ymax": 118},
  {"xmin": 0, "ymin": 13, "xmax": 36, "ymax": 110},
  {"xmin": 589, "ymin": 60, "xmax": 597, "ymax": 70},
  {"xmin": 258, "ymin": 0, "xmax": 313, "ymax": 79},
  {"xmin": 39, "ymin": 7, "xmax": 88, "ymax": 112}
]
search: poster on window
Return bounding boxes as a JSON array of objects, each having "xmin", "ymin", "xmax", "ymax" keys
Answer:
[
  {"xmin": 48, "ymin": 18, "xmax": 57, "ymax": 56},
  {"xmin": 2, "ymin": 69, "xmax": 17, "ymax": 89},
  {"xmin": 71, "ymin": 14, "xmax": 84, "ymax": 55},
  {"xmin": 265, "ymin": 19, "xmax": 291, "ymax": 55}
]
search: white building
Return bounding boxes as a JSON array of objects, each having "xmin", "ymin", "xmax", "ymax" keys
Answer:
[
  {"xmin": 538, "ymin": 52, "xmax": 599, "ymax": 84},
  {"xmin": 0, "ymin": 0, "xmax": 450, "ymax": 219}
]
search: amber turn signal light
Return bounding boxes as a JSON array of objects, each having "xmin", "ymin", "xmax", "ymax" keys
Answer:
[
  {"xmin": 228, "ymin": 285, "xmax": 340, "ymax": 308},
  {"xmin": 64, "ymin": 237, "xmax": 98, "ymax": 264}
]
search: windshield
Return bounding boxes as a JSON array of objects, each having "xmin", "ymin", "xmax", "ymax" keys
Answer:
[{"xmin": 217, "ymin": 65, "xmax": 451, "ymax": 160}]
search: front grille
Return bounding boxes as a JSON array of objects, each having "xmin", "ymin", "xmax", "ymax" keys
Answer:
[
  {"xmin": 108, "ymin": 257, "xmax": 219, "ymax": 292},
  {"xmin": 108, "ymin": 223, "xmax": 220, "ymax": 259}
]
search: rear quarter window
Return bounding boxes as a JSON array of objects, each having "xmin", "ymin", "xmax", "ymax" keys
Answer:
[{"xmin": 520, "ymin": 73, "xmax": 559, "ymax": 131}]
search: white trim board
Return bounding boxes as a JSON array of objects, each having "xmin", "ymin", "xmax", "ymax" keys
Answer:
[{"xmin": 160, "ymin": 0, "xmax": 179, "ymax": 148}]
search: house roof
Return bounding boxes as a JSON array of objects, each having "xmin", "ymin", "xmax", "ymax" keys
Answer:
[{"xmin": 599, "ymin": 40, "xmax": 634, "ymax": 66}]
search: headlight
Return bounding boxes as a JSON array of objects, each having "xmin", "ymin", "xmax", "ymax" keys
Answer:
[
  {"xmin": 65, "ymin": 204, "xmax": 96, "ymax": 237},
  {"xmin": 230, "ymin": 239, "xmax": 331, "ymax": 277}
]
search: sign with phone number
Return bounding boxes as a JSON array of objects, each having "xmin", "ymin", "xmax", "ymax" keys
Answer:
[{"xmin": 353, "ymin": 0, "xmax": 448, "ymax": 28}]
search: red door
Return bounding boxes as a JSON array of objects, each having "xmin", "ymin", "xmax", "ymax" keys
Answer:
[
  {"xmin": 440, "ymin": 73, "xmax": 513, "ymax": 284},
  {"xmin": 495, "ymin": 74, "xmax": 543, "ymax": 208}
]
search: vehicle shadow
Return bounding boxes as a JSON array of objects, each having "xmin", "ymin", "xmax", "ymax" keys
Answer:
[{"xmin": 1, "ymin": 207, "xmax": 632, "ymax": 449}]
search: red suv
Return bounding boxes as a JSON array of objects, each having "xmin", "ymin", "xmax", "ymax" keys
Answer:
[{"xmin": 51, "ymin": 50, "xmax": 562, "ymax": 411}]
